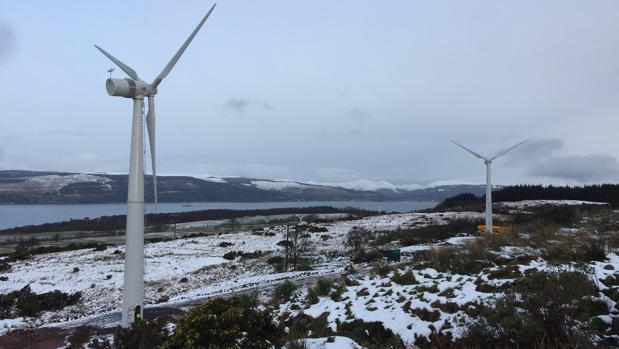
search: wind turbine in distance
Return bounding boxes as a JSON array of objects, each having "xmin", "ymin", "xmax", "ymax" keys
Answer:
[
  {"xmin": 451, "ymin": 139, "xmax": 528, "ymax": 233},
  {"xmin": 94, "ymin": 3, "xmax": 217, "ymax": 327}
]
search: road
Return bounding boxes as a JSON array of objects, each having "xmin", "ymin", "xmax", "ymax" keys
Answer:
[{"xmin": 55, "ymin": 269, "xmax": 347, "ymax": 329}]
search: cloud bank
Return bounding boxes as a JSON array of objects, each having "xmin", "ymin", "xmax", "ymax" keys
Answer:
[{"xmin": 507, "ymin": 138, "xmax": 619, "ymax": 182}]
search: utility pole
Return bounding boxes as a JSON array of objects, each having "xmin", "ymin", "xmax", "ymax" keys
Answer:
[{"xmin": 284, "ymin": 224, "xmax": 289, "ymax": 271}]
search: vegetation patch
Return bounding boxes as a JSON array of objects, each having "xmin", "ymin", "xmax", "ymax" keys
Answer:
[
  {"xmin": 165, "ymin": 295, "xmax": 282, "ymax": 348},
  {"xmin": 0, "ymin": 285, "xmax": 81, "ymax": 319},
  {"xmin": 457, "ymin": 268, "xmax": 602, "ymax": 348},
  {"xmin": 390, "ymin": 270, "xmax": 417, "ymax": 285}
]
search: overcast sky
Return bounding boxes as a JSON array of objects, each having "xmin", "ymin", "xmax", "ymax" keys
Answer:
[{"xmin": 1, "ymin": 0, "xmax": 619, "ymax": 186}]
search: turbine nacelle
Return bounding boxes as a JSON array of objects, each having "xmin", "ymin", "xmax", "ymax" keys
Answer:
[{"xmin": 106, "ymin": 78, "xmax": 156, "ymax": 98}]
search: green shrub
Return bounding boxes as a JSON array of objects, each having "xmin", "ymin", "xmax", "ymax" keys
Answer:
[
  {"xmin": 164, "ymin": 295, "xmax": 282, "ymax": 349},
  {"xmin": 272, "ymin": 280, "xmax": 297, "ymax": 304},
  {"xmin": 458, "ymin": 268, "xmax": 600, "ymax": 348},
  {"xmin": 66, "ymin": 326, "xmax": 95, "ymax": 349},
  {"xmin": 0, "ymin": 285, "xmax": 81, "ymax": 319},
  {"xmin": 267, "ymin": 256, "xmax": 285, "ymax": 265},
  {"xmin": 512, "ymin": 204, "xmax": 582, "ymax": 227},
  {"xmin": 223, "ymin": 251, "xmax": 237, "ymax": 260},
  {"xmin": 0, "ymin": 259, "xmax": 10, "ymax": 273},
  {"xmin": 337, "ymin": 320, "xmax": 404, "ymax": 349},
  {"xmin": 314, "ymin": 278, "xmax": 334, "ymax": 297},
  {"xmin": 390, "ymin": 270, "xmax": 416, "ymax": 285},
  {"xmin": 373, "ymin": 218, "xmax": 482, "ymax": 247},
  {"xmin": 113, "ymin": 318, "xmax": 169, "ymax": 349},
  {"xmin": 297, "ymin": 262, "xmax": 312, "ymax": 271},
  {"xmin": 409, "ymin": 307, "xmax": 440, "ymax": 322},
  {"xmin": 371, "ymin": 263, "xmax": 393, "ymax": 277},
  {"xmin": 284, "ymin": 312, "xmax": 333, "ymax": 340},
  {"xmin": 306, "ymin": 288, "xmax": 319, "ymax": 305}
]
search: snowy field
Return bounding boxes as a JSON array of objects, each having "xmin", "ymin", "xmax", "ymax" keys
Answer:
[
  {"xmin": 497, "ymin": 199, "xmax": 605, "ymax": 209},
  {"xmin": 0, "ymin": 211, "xmax": 480, "ymax": 335},
  {"xmin": 2, "ymin": 200, "xmax": 618, "ymax": 347}
]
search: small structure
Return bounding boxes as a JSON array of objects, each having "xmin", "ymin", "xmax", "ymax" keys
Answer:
[
  {"xmin": 387, "ymin": 249, "xmax": 401, "ymax": 262},
  {"xmin": 477, "ymin": 225, "xmax": 512, "ymax": 234}
]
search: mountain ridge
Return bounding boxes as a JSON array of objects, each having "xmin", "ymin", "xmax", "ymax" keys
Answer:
[{"xmin": 0, "ymin": 170, "xmax": 488, "ymax": 204}]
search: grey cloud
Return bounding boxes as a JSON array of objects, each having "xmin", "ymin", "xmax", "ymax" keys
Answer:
[
  {"xmin": 348, "ymin": 108, "xmax": 371, "ymax": 120},
  {"xmin": 531, "ymin": 154, "xmax": 619, "ymax": 182},
  {"xmin": 0, "ymin": 22, "xmax": 16, "ymax": 63},
  {"xmin": 224, "ymin": 97, "xmax": 272, "ymax": 113},
  {"xmin": 505, "ymin": 138, "xmax": 564, "ymax": 164},
  {"xmin": 507, "ymin": 138, "xmax": 619, "ymax": 182}
]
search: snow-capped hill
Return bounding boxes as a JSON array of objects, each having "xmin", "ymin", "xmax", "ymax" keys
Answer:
[
  {"xmin": 318, "ymin": 179, "xmax": 403, "ymax": 192},
  {"xmin": 198, "ymin": 176, "xmax": 227, "ymax": 183},
  {"xmin": 0, "ymin": 172, "xmax": 112, "ymax": 195},
  {"xmin": 311, "ymin": 179, "xmax": 483, "ymax": 193},
  {"xmin": 0, "ymin": 170, "xmax": 488, "ymax": 204},
  {"xmin": 250, "ymin": 180, "xmax": 311, "ymax": 191}
]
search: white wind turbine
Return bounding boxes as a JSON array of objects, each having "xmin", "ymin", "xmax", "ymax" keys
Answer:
[
  {"xmin": 451, "ymin": 139, "xmax": 527, "ymax": 233},
  {"xmin": 95, "ymin": 3, "xmax": 216, "ymax": 327}
]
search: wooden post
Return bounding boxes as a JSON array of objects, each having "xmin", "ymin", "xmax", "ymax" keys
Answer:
[{"xmin": 284, "ymin": 224, "xmax": 289, "ymax": 271}]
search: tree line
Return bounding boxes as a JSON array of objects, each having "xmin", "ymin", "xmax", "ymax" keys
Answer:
[
  {"xmin": 435, "ymin": 184, "xmax": 619, "ymax": 211},
  {"xmin": 0, "ymin": 206, "xmax": 374, "ymax": 235}
]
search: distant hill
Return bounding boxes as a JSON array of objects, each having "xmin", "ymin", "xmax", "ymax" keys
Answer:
[{"xmin": 0, "ymin": 170, "xmax": 487, "ymax": 204}]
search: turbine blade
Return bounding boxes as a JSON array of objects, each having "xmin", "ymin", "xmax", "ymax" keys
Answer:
[
  {"xmin": 151, "ymin": 3, "xmax": 216, "ymax": 89},
  {"xmin": 491, "ymin": 139, "xmax": 529, "ymax": 160},
  {"xmin": 450, "ymin": 140, "xmax": 488, "ymax": 161},
  {"xmin": 94, "ymin": 45, "xmax": 140, "ymax": 81},
  {"xmin": 146, "ymin": 96, "xmax": 157, "ymax": 210}
]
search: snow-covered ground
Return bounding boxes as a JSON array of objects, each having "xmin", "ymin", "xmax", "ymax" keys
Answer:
[
  {"xmin": 303, "ymin": 336, "xmax": 363, "ymax": 348},
  {"xmin": 276, "ymin": 254, "xmax": 619, "ymax": 344},
  {"xmin": 2, "ymin": 200, "xmax": 616, "ymax": 346},
  {"xmin": 498, "ymin": 200, "xmax": 605, "ymax": 209},
  {"xmin": 2, "ymin": 211, "xmax": 477, "ymax": 334},
  {"xmin": 0, "ymin": 174, "xmax": 112, "ymax": 194}
]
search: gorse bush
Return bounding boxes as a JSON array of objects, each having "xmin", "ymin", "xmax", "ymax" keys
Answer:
[
  {"xmin": 314, "ymin": 278, "xmax": 334, "ymax": 297},
  {"xmin": 422, "ymin": 246, "xmax": 493, "ymax": 275},
  {"xmin": 543, "ymin": 236, "xmax": 607, "ymax": 263},
  {"xmin": 267, "ymin": 255, "xmax": 285, "ymax": 265},
  {"xmin": 390, "ymin": 270, "xmax": 416, "ymax": 285},
  {"xmin": 0, "ymin": 259, "xmax": 10, "ymax": 273},
  {"xmin": 113, "ymin": 318, "xmax": 170, "ymax": 349},
  {"xmin": 373, "ymin": 218, "xmax": 482, "ymax": 247},
  {"xmin": 345, "ymin": 227, "xmax": 383, "ymax": 263},
  {"xmin": 164, "ymin": 295, "xmax": 282, "ymax": 349},
  {"xmin": 457, "ymin": 268, "xmax": 602, "ymax": 348},
  {"xmin": 272, "ymin": 280, "xmax": 297, "ymax": 304},
  {"xmin": 337, "ymin": 319, "xmax": 404, "ymax": 349},
  {"xmin": 512, "ymin": 204, "xmax": 582, "ymax": 227},
  {"xmin": 0, "ymin": 285, "xmax": 81, "ymax": 319}
]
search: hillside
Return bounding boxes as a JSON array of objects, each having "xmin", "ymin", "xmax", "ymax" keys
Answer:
[{"xmin": 0, "ymin": 170, "xmax": 486, "ymax": 204}]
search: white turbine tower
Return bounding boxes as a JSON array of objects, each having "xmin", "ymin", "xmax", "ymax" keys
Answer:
[
  {"xmin": 451, "ymin": 139, "xmax": 527, "ymax": 233},
  {"xmin": 95, "ymin": 3, "xmax": 216, "ymax": 327}
]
